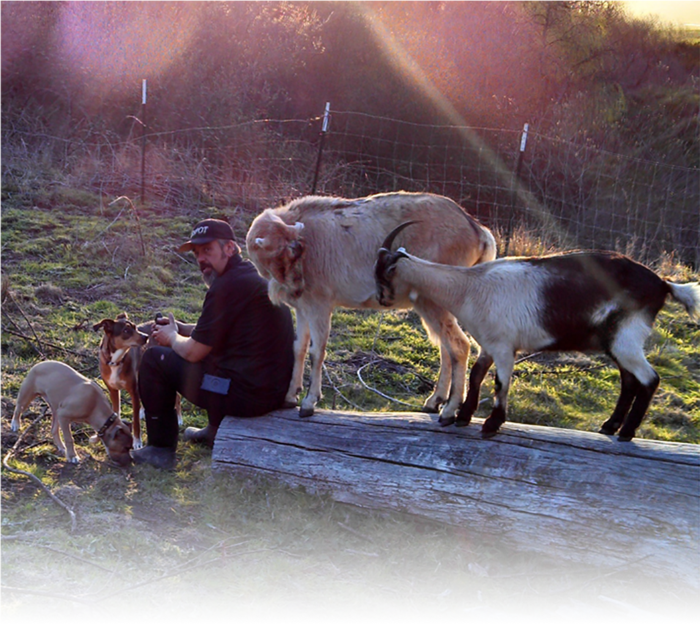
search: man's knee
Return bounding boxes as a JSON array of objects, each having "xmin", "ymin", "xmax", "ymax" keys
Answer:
[
  {"xmin": 140, "ymin": 346, "xmax": 181, "ymax": 387},
  {"xmin": 141, "ymin": 346, "xmax": 170, "ymax": 372}
]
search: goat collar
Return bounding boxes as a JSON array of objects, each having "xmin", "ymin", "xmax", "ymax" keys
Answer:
[{"xmin": 97, "ymin": 413, "xmax": 119, "ymax": 439}]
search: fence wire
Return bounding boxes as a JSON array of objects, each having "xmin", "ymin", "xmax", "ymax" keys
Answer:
[{"xmin": 2, "ymin": 107, "xmax": 698, "ymax": 266}]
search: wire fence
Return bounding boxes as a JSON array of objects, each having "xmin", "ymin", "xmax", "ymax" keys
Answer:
[
  {"xmin": 319, "ymin": 110, "xmax": 699, "ymax": 266},
  {"xmin": 2, "ymin": 105, "xmax": 698, "ymax": 267}
]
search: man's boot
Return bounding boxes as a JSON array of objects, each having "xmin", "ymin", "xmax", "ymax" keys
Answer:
[
  {"xmin": 183, "ymin": 425, "xmax": 217, "ymax": 448},
  {"xmin": 132, "ymin": 409, "xmax": 178, "ymax": 469},
  {"xmin": 131, "ymin": 445, "xmax": 176, "ymax": 470}
]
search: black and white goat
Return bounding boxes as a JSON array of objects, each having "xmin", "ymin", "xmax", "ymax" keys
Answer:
[{"xmin": 375, "ymin": 222, "xmax": 700, "ymax": 440}]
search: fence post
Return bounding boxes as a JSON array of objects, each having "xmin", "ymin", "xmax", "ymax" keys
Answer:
[
  {"xmin": 311, "ymin": 102, "xmax": 331, "ymax": 194},
  {"xmin": 505, "ymin": 122, "xmax": 529, "ymax": 255},
  {"xmin": 140, "ymin": 79, "xmax": 147, "ymax": 205}
]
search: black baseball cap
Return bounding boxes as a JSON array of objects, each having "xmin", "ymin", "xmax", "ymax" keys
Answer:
[{"xmin": 178, "ymin": 219, "xmax": 235, "ymax": 253}]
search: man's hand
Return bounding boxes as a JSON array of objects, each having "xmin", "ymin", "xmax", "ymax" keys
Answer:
[
  {"xmin": 154, "ymin": 313, "xmax": 195, "ymax": 337},
  {"xmin": 152, "ymin": 312, "xmax": 211, "ymax": 362},
  {"xmin": 152, "ymin": 313, "xmax": 178, "ymax": 347}
]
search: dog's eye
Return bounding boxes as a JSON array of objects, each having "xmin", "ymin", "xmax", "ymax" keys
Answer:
[{"xmin": 122, "ymin": 327, "xmax": 133, "ymax": 337}]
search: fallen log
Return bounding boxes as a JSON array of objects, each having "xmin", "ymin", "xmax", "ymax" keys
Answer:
[{"xmin": 212, "ymin": 408, "xmax": 699, "ymax": 585}]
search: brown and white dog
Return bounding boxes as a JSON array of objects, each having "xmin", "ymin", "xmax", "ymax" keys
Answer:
[
  {"xmin": 11, "ymin": 360, "xmax": 133, "ymax": 466},
  {"xmin": 93, "ymin": 312, "xmax": 148, "ymax": 448}
]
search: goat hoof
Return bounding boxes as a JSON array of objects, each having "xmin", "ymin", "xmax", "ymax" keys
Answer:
[
  {"xmin": 438, "ymin": 415, "xmax": 455, "ymax": 427},
  {"xmin": 283, "ymin": 400, "xmax": 299, "ymax": 409},
  {"xmin": 422, "ymin": 405, "xmax": 440, "ymax": 415},
  {"xmin": 299, "ymin": 407, "xmax": 315, "ymax": 418},
  {"xmin": 617, "ymin": 434, "xmax": 634, "ymax": 442},
  {"xmin": 454, "ymin": 417, "xmax": 471, "ymax": 428},
  {"xmin": 481, "ymin": 421, "xmax": 501, "ymax": 438},
  {"xmin": 599, "ymin": 423, "xmax": 618, "ymax": 435}
]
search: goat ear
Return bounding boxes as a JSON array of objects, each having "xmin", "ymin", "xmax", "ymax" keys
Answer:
[
  {"xmin": 266, "ymin": 240, "xmax": 305, "ymax": 292},
  {"xmin": 93, "ymin": 319, "xmax": 114, "ymax": 333},
  {"xmin": 288, "ymin": 239, "xmax": 305, "ymax": 261},
  {"xmin": 385, "ymin": 262, "xmax": 398, "ymax": 278},
  {"xmin": 270, "ymin": 257, "xmax": 289, "ymax": 284}
]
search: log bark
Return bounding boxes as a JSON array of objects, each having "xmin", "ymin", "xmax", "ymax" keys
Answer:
[{"xmin": 212, "ymin": 408, "xmax": 700, "ymax": 585}]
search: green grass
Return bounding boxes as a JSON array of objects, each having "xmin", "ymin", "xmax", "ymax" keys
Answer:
[{"xmin": 2, "ymin": 189, "xmax": 699, "ymax": 623}]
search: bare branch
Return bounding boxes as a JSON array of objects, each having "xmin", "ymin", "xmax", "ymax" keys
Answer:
[{"xmin": 2, "ymin": 408, "xmax": 78, "ymax": 532}]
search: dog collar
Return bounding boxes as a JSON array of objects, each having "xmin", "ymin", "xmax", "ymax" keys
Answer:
[
  {"xmin": 97, "ymin": 413, "xmax": 118, "ymax": 438},
  {"xmin": 108, "ymin": 348, "xmax": 129, "ymax": 367}
]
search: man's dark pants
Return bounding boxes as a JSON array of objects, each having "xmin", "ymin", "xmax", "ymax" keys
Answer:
[{"xmin": 138, "ymin": 346, "xmax": 284, "ymax": 448}]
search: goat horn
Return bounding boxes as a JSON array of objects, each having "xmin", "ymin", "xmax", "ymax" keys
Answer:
[
  {"xmin": 380, "ymin": 221, "xmax": 419, "ymax": 251},
  {"xmin": 255, "ymin": 237, "xmax": 265, "ymax": 246},
  {"xmin": 293, "ymin": 221, "xmax": 305, "ymax": 231}
]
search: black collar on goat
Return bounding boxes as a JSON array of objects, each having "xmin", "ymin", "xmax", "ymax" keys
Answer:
[{"xmin": 375, "ymin": 220, "xmax": 419, "ymax": 306}]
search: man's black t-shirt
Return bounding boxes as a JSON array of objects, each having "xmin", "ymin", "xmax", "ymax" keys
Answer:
[{"xmin": 191, "ymin": 254, "xmax": 294, "ymax": 401}]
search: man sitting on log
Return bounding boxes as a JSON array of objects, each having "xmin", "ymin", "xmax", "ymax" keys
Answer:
[{"xmin": 132, "ymin": 218, "xmax": 295, "ymax": 470}]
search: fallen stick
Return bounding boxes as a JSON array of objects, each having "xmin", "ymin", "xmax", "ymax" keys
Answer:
[{"xmin": 2, "ymin": 408, "xmax": 78, "ymax": 532}]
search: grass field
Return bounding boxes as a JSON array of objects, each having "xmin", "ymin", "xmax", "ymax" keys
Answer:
[{"xmin": 2, "ymin": 191, "xmax": 699, "ymax": 624}]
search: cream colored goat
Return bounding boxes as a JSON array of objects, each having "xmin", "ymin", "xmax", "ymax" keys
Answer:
[{"xmin": 246, "ymin": 192, "xmax": 497, "ymax": 419}]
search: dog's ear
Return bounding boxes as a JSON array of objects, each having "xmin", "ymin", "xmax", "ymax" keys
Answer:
[
  {"xmin": 104, "ymin": 421, "xmax": 131, "ymax": 444},
  {"xmin": 117, "ymin": 312, "xmax": 129, "ymax": 320},
  {"xmin": 114, "ymin": 424, "xmax": 134, "ymax": 450},
  {"xmin": 93, "ymin": 319, "xmax": 115, "ymax": 334},
  {"xmin": 137, "ymin": 321, "xmax": 156, "ymax": 335}
]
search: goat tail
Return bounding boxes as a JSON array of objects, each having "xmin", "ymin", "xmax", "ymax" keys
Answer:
[
  {"xmin": 479, "ymin": 227, "xmax": 498, "ymax": 264},
  {"xmin": 667, "ymin": 281, "xmax": 700, "ymax": 321}
]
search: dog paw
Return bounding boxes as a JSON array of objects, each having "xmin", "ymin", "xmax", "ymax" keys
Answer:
[
  {"xmin": 132, "ymin": 437, "xmax": 143, "ymax": 450},
  {"xmin": 67, "ymin": 456, "xmax": 80, "ymax": 464},
  {"xmin": 10, "ymin": 421, "xmax": 19, "ymax": 432},
  {"xmin": 89, "ymin": 434, "xmax": 99, "ymax": 445}
]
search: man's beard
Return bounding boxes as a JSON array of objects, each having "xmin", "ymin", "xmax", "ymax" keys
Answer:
[{"xmin": 200, "ymin": 264, "xmax": 217, "ymax": 287}]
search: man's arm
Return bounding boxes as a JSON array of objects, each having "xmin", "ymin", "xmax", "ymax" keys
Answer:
[
  {"xmin": 175, "ymin": 321, "xmax": 195, "ymax": 337},
  {"xmin": 169, "ymin": 333, "xmax": 212, "ymax": 362},
  {"xmin": 152, "ymin": 314, "xmax": 212, "ymax": 363}
]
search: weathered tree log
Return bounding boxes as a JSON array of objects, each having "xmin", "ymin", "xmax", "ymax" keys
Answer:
[{"xmin": 212, "ymin": 408, "xmax": 699, "ymax": 585}]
